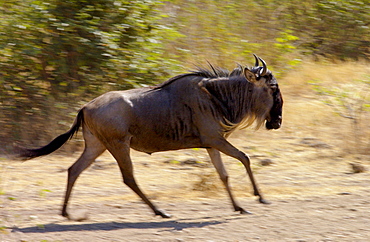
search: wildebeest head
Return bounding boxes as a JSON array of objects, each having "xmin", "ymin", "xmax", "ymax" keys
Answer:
[{"xmin": 244, "ymin": 54, "xmax": 283, "ymax": 130}]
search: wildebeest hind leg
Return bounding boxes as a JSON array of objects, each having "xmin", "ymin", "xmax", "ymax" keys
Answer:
[
  {"xmin": 207, "ymin": 148, "xmax": 251, "ymax": 214},
  {"xmin": 62, "ymin": 128, "xmax": 106, "ymax": 218},
  {"xmin": 106, "ymin": 137, "xmax": 171, "ymax": 218}
]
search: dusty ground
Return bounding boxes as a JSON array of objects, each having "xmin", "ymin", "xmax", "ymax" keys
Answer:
[{"xmin": 1, "ymin": 95, "xmax": 370, "ymax": 241}]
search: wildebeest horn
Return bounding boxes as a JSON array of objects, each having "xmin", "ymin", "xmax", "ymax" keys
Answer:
[
  {"xmin": 258, "ymin": 57, "xmax": 267, "ymax": 76},
  {"xmin": 253, "ymin": 54, "xmax": 259, "ymax": 67}
]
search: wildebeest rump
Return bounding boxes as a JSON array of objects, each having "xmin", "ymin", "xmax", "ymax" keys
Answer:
[{"xmin": 16, "ymin": 55, "xmax": 283, "ymax": 218}]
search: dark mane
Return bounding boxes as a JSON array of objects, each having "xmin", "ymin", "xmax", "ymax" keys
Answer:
[{"xmin": 154, "ymin": 64, "xmax": 244, "ymax": 89}]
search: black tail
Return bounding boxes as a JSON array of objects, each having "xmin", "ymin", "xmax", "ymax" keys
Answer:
[{"xmin": 16, "ymin": 109, "xmax": 84, "ymax": 160}]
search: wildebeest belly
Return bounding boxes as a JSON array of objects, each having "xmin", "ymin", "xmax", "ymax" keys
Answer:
[{"xmin": 129, "ymin": 134, "xmax": 204, "ymax": 154}]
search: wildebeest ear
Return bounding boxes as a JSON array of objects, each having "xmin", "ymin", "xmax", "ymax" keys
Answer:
[{"xmin": 243, "ymin": 67, "xmax": 258, "ymax": 83}]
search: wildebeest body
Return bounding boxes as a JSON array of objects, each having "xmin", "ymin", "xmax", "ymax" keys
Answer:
[
  {"xmin": 85, "ymin": 86, "xmax": 204, "ymax": 154},
  {"xmin": 16, "ymin": 55, "xmax": 283, "ymax": 218}
]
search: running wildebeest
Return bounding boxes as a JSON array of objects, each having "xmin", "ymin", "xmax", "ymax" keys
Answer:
[{"xmin": 16, "ymin": 54, "xmax": 283, "ymax": 218}]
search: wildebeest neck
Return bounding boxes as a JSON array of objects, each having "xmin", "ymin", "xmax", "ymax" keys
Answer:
[{"xmin": 199, "ymin": 76, "xmax": 272, "ymax": 133}]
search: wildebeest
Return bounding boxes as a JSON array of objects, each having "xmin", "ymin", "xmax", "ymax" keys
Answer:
[{"xmin": 17, "ymin": 54, "xmax": 283, "ymax": 218}]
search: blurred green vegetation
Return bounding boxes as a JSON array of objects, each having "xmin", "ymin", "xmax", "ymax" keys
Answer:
[{"xmin": 0, "ymin": 0, "xmax": 369, "ymax": 148}]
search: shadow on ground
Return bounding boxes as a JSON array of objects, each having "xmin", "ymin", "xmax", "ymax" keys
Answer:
[{"xmin": 13, "ymin": 217, "xmax": 232, "ymax": 234}]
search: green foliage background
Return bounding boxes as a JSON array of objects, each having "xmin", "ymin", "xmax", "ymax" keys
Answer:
[{"xmin": 0, "ymin": 0, "xmax": 369, "ymax": 148}]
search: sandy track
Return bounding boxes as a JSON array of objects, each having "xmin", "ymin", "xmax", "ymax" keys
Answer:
[{"xmin": 2, "ymin": 134, "xmax": 370, "ymax": 241}]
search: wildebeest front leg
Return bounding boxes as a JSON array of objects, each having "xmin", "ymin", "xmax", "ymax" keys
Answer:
[
  {"xmin": 106, "ymin": 138, "xmax": 171, "ymax": 218},
  {"xmin": 207, "ymin": 148, "xmax": 251, "ymax": 214},
  {"xmin": 209, "ymin": 138, "xmax": 269, "ymax": 205}
]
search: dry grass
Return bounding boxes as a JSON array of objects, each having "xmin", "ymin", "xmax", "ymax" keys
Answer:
[
  {"xmin": 280, "ymin": 59, "xmax": 370, "ymax": 155},
  {"xmin": 282, "ymin": 59, "xmax": 370, "ymax": 96},
  {"xmin": 192, "ymin": 171, "xmax": 222, "ymax": 194}
]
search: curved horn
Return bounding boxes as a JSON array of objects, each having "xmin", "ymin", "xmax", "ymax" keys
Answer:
[
  {"xmin": 258, "ymin": 57, "xmax": 267, "ymax": 76},
  {"xmin": 253, "ymin": 54, "xmax": 259, "ymax": 67}
]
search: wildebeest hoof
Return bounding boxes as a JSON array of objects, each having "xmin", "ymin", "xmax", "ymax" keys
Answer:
[
  {"xmin": 155, "ymin": 210, "xmax": 172, "ymax": 218},
  {"xmin": 61, "ymin": 211, "xmax": 70, "ymax": 219},
  {"xmin": 259, "ymin": 198, "xmax": 271, "ymax": 204},
  {"xmin": 237, "ymin": 207, "xmax": 252, "ymax": 214}
]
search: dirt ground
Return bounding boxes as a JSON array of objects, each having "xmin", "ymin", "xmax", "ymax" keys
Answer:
[{"xmin": 1, "ymin": 96, "xmax": 370, "ymax": 242}]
